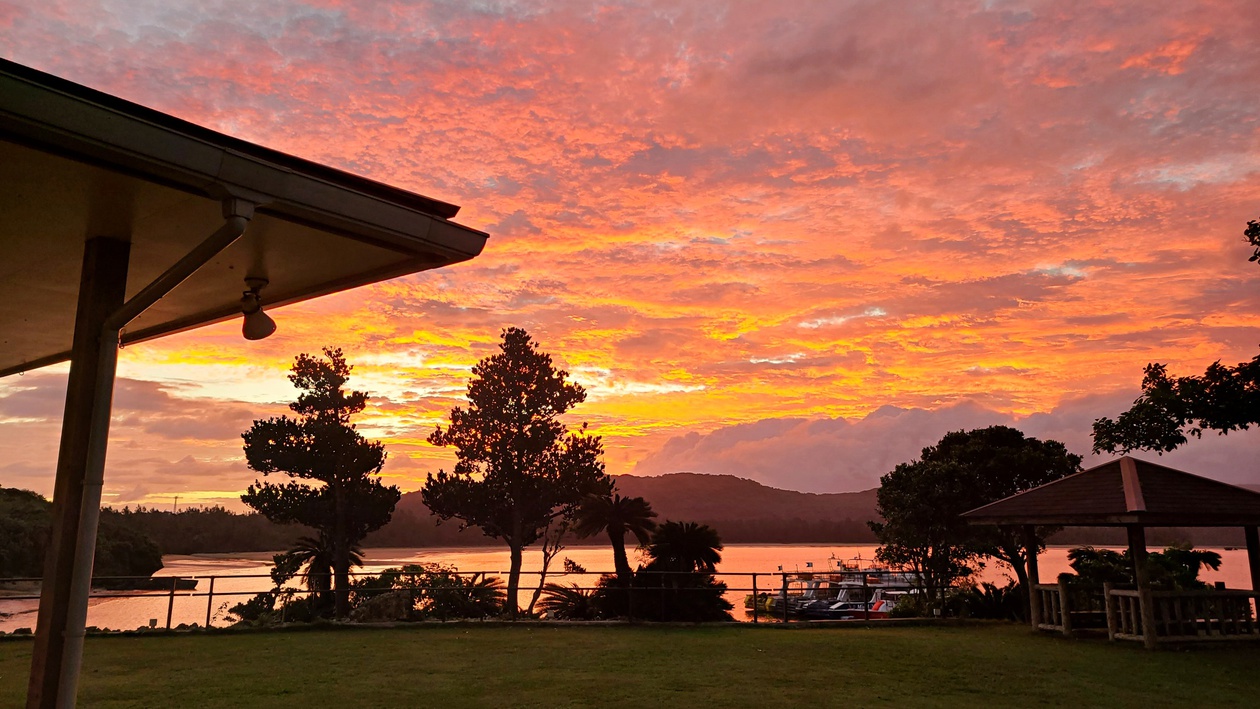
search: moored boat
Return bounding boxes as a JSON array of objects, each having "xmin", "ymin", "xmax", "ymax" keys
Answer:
[{"xmin": 743, "ymin": 554, "xmax": 922, "ymax": 618}]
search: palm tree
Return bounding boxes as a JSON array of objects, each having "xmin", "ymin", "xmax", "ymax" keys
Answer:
[
  {"xmin": 573, "ymin": 493, "xmax": 657, "ymax": 584},
  {"xmin": 646, "ymin": 521, "xmax": 723, "ymax": 573},
  {"xmin": 288, "ymin": 534, "xmax": 363, "ymax": 606},
  {"xmin": 538, "ymin": 582, "xmax": 596, "ymax": 620},
  {"xmin": 637, "ymin": 521, "xmax": 731, "ymax": 621}
]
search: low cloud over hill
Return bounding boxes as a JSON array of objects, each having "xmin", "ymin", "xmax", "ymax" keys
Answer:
[{"xmin": 632, "ymin": 394, "xmax": 1260, "ymax": 493}]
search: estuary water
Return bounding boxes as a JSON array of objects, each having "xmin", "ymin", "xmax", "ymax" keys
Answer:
[{"xmin": 1, "ymin": 544, "xmax": 1253, "ymax": 632}]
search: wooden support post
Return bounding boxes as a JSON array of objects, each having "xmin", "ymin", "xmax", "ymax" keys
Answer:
[
  {"xmin": 1057, "ymin": 574, "xmax": 1073, "ymax": 636},
  {"xmin": 1024, "ymin": 525, "xmax": 1041, "ymax": 630},
  {"xmin": 1103, "ymin": 582, "xmax": 1117, "ymax": 641},
  {"xmin": 1128, "ymin": 525, "xmax": 1158, "ymax": 650},
  {"xmin": 1245, "ymin": 526, "xmax": 1260, "ymax": 594},
  {"xmin": 26, "ymin": 238, "xmax": 130, "ymax": 709}
]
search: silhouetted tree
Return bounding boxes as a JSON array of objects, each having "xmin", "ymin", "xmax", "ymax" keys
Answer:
[
  {"xmin": 919, "ymin": 427, "xmax": 1081, "ymax": 593},
  {"xmin": 871, "ymin": 427, "xmax": 1080, "ymax": 607},
  {"xmin": 1093, "ymin": 219, "xmax": 1260, "ymax": 454},
  {"xmin": 870, "ymin": 459, "xmax": 980, "ymax": 606},
  {"xmin": 1067, "ymin": 545, "xmax": 1221, "ymax": 590},
  {"xmin": 630, "ymin": 520, "xmax": 732, "ymax": 621},
  {"xmin": 421, "ymin": 328, "xmax": 610, "ymax": 616},
  {"xmin": 573, "ymin": 492, "xmax": 657, "ymax": 585},
  {"xmin": 241, "ymin": 348, "xmax": 400, "ymax": 618},
  {"xmin": 646, "ymin": 521, "xmax": 723, "ymax": 573},
  {"xmin": 285, "ymin": 533, "xmax": 363, "ymax": 610},
  {"xmin": 1092, "ymin": 356, "xmax": 1260, "ymax": 454},
  {"xmin": 0, "ymin": 488, "xmax": 162, "ymax": 580}
]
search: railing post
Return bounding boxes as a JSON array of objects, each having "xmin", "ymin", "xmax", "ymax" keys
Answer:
[
  {"xmin": 751, "ymin": 574, "xmax": 758, "ymax": 624},
  {"xmin": 1057, "ymin": 574, "xmax": 1073, "ymax": 636},
  {"xmin": 1103, "ymin": 583, "xmax": 1116, "ymax": 641},
  {"xmin": 863, "ymin": 572, "xmax": 870, "ymax": 621},
  {"xmin": 781, "ymin": 573, "xmax": 789, "ymax": 623},
  {"xmin": 166, "ymin": 577, "xmax": 178, "ymax": 630},
  {"xmin": 204, "ymin": 577, "xmax": 216, "ymax": 628}
]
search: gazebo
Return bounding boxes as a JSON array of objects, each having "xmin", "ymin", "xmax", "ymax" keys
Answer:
[
  {"xmin": 1, "ymin": 59, "xmax": 488, "ymax": 707},
  {"xmin": 964, "ymin": 456, "xmax": 1260, "ymax": 648}
]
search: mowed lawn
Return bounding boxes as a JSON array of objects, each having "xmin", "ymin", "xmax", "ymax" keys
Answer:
[{"xmin": 2, "ymin": 623, "xmax": 1259, "ymax": 708}]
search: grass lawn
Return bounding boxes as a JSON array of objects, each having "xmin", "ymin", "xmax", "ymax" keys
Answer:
[{"xmin": 2, "ymin": 623, "xmax": 1259, "ymax": 708}]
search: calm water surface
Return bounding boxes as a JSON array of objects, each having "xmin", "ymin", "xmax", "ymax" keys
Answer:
[{"xmin": 1, "ymin": 544, "xmax": 1252, "ymax": 631}]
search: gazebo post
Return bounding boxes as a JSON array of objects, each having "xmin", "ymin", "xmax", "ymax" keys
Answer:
[
  {"xmin": 1024, "ymin": 525, "xmax": 1041, "ymax": 630},
  {"xmin": 1127, "ymin": 524, "xmax": 1158, "ymax": 650},
  {"xmin": 1245, "ymin": 526, "xmax": 1260, "ymax": 593}
]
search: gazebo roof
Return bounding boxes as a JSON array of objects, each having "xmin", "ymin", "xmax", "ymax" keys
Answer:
[{"xmin": 963, "ymin": 456, "xmax": 1260, "ymax": 527}]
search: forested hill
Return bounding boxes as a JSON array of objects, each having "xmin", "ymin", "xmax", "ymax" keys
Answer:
[
  {"xmin": 0, "ymin": 488, "xmax": 163, "ymax": 579},
  {"xmin": 609, "ymin": 473, "xmax": 879, "ymax": 543},
  {"xmin": 382, "ymin": 472, "xmax": 881, "ymax": 545}
]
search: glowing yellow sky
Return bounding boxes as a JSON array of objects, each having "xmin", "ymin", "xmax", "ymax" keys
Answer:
[{"xmin": 1, "ymin": 1, "xmax": 1258, "ymax": 505}]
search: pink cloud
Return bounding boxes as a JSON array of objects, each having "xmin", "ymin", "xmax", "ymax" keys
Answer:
[{"xmin": 1, "ymin": 1, "xmax": 1257, "ymax": 503}]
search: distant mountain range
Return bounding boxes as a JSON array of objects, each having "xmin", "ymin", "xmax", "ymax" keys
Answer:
[
  {"xmin": 370, "ymin": 472, "xmax": 880, "ymax": 546},
  {"xmin": 366, "ymin": 472, "xmax": 1259, "ymax": 548}
]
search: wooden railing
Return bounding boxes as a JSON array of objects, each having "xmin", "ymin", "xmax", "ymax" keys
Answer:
[
  {"xmin": 1105, "ymin": 585, "xmax": 1260, "ymax": 647},
  {"xmin": 1035, "ymin": 581, "xmax": 1070, "ymax": 635},
  {"xmin": 1036, "ymin": 577, "xmax": 1109, "ymax": 636},
  {"xmin": 1036, "ymin": 581, "xmax": 1259, "ymax": 648}
]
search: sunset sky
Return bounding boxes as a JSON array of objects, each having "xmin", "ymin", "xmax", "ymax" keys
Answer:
[{"xmin": 1, "ymin": 0, "xmax": 1258, "ymax": 509}]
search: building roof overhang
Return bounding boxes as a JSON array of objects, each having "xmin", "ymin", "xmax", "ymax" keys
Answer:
[{"xmin": 0, "ymin": 58, "xmax": 488, "ymax": 376}]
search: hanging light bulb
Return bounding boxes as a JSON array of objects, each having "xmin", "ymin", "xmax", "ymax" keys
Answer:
[{"xmin": 240, "ymin": 277, "xmax": 277, "ymax": 340}]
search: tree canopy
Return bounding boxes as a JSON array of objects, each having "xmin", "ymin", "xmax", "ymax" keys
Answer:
[
  {"xmin": 573, "ymin": 492, "xmax": 657, "ymax": 585},
  {"xmin": 241, "ymin": 347, "xmax": 400, "ymax": 618},
  {"xmin": 1067, "ymin": 545, "xmax": 1222, "ymax": 590},
  {"xmin": 422, "ymin": 327, "xmax": 610, "ymax": 615},
  {"xmin": 645, "ymin": 521, "xmax": 723, "ymax": 573},
  {"xmin": 920, "ymin": 427, "xmax": 1081, "ymax": 590},
  {"xmin": 870, "ymin": 426, "xmax": 1081, "ymax": 605},
  {"xmin": 630, "ymin": 520, "xmax": 732, "ymax": 621},
  {"xmin": 1092, "ymin": 356, "xmax": 1260, "ymax": 454},
  {"xmin": 1093, "ymin": 219, "xmax": 1260, "ymax": 455}
]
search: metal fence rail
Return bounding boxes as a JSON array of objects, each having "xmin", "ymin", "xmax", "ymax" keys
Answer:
[{"xmin": 0, "ymin": 568, "xmax": 920, "ymax": 630}]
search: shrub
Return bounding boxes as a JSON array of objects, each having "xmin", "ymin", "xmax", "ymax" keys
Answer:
[
  {"xmin": 539, "ymin": 583, "xmax": 597, "ymax": 620},
  {"xmin": 953, "ymin": 582, "xmax": 1024, "ymax": 621}
]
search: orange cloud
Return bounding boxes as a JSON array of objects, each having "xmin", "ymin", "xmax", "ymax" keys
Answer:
[{"xmin": 1, "ymin": 1, "xmax": 1258, "ymax": 504}]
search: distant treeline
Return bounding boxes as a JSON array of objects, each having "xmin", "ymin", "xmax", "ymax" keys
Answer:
[
  {"xmin": 104, "ymin": 503, "xmax": 502, "ymax": 554},
  {"xmin": 0, "ymin": 488, "xmax": 162, "ymax": 579},
  {"xmin": 6, "ymin": 480, "xmax": 1248, "ymax": 570},
  {"xmin": 105, "ymin": 505, "xmax": 309, "ymax": 554},
  {"xmin": 687, "ymin": 517, "xmax": 877, "ymax": 544}
]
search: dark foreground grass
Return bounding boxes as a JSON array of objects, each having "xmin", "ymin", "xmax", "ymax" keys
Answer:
[{"xmin": 2, "ymin": 623, "xmax": 1259, "ymax": 708}]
